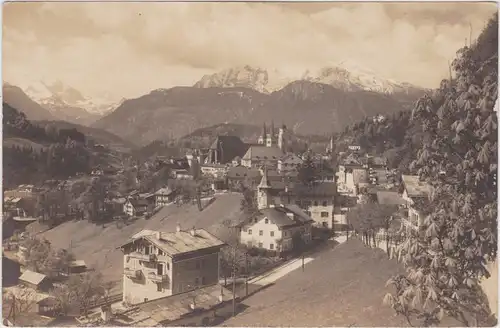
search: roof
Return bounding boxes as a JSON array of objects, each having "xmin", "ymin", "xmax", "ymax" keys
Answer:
[
  {"xmin": 226, "ymin": 166, "xmax": 261, "ymax": 180},
  {"xmin": 209, "ymin": 136, "xmax": 248, "ymax": 164},
  {"xmin": 258, "ymin": 168, "xmax": 271, "ymax": 189},
  {"xmin": 402, "ymin": 175, "xmax": 432, "ymax": 198},
  {"xmin": 154, "ymin": 187, "xmax": 173, "ymax": 196},
  {"xmin": 279, "ymin": 153, "xmax": 303, "ymax": 163},
  {"xmin": 128, "ymin": 199, "xmax": 149, "ymax": 208},
  {"xmin": 284, "ymin": 182, "xmax": 337, "ymax": 197},
  {"xmin": 19, "ymin": 270, "xmax": 47, "ymax": 285},
  {"xmin": 244, "ymin": 205, "xmax": 313, "ymax": 228},
  {"xmin": 69, "ymin": 260, "xmax": 87, "ymax": 268},
  {"xmin": 114, "ymin": 284, "xmax": 234, "ymax": 326},
  {"xmin": 121, "ymin": 228, "xmax": 226, "ymax": 257},
  {"xmin": 242, "ymin": 145, "xmax": 283, "ymax": 161},
  {"xmin": 376, "ymin": 191, "xmax": 406, "ymax": 205}
]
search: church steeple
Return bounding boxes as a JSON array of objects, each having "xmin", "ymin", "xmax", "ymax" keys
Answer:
[{"xmin": 257, "ymin": 166, "xmax": 272, "ymax": 209}]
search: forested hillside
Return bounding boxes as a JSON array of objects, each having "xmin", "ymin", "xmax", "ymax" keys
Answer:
[
  {"xmin": 378, "ymin": 14, "xmax": 498, "ymax": 326},
  {"xmin": 3, "ymin": 103, "xmax": 92, "ymax": 188}
]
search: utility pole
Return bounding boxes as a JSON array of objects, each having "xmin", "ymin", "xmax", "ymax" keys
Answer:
[{"xmin": 302, "ymin": 254, "xmax": 305, "ymax": 272}]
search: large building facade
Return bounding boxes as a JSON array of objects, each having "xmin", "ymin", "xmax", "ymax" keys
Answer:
[{"xmin": 119, "ymin": 227, "xmax": 225, "ymax": 305}]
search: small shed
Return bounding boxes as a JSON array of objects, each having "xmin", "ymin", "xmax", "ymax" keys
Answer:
[{"xmin": 19, "ymin": 270, "xmax": 52, "ymax": 292}]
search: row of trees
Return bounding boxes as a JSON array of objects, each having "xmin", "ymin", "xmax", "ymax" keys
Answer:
[{"xmin": 384, "ymin": 14, "xmax": 498, "ymax": 327}]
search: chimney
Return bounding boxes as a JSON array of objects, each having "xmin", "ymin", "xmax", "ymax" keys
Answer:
[
  {"xmin": 100, "ymin": 305, "xmax": 112, "ymax": 322},
  {"xmin": 286, "ymin": 212, "xmax": 294, "ymax": 219},
  {"xmin": 190, "ymin": 226, "xmax": 196, "ymax": 236},
  {"xmin": 176, "ymin": 224, "xmax": 181, "ymax": 233},
  {"xmin": 218, "ymin": 294, "xmax": 224, "ymax": 303},
  {"xmin": 155, "ymin": 231, "xmax": 161, "ymax": 240}
]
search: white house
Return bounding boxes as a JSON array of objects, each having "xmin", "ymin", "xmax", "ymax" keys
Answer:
[
  {"xmin": 239, "ymin": 169, "xmax": 313, "ymax": 252},
  {"xmin": 277, "ymin": 153, "xmax": 303, "ymax": 174},
  {"xmin": 119, "ymin": 226, "xmax": 225, "ymax": 305},
  {"xmin": 123, "ymin": 199, "xmax": 149, "ymax": 217},
  {"xmin": 154, "ymin": 187, "xmax": 174, "ymax": 208},
  {"xmin": 401, "ymin": 175, "xmax": 432, "ymax": 231}
]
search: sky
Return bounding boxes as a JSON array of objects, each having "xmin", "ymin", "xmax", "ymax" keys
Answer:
[{"xmin": 3, "ymin": 1, "xmax": 498, "ymax": 101}]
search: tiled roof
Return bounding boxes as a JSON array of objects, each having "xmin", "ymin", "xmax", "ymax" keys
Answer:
[
  {"xmin": 244, "ymin": 205, "xmax": 313, "ymax": 228},
  {"xmin": 402, "ymin": 175, "xmax": 431, "ymax": 198},
  {"xmin": 69, "ymin": 260, "xmax": 87, "ymax": 268},
  {"xmin": 154, "ymin": 187, "xmax": 173, "ymax": 196},
  {"xmin": 285, "ymin": 182, "xmax": 337, "ymax": 197},
  {"xmin": 242, "ymin": 146, "xmax": 283, "ymax": 161},
  {"xmin": 226, "ymin": 166, "xmax": 261, "ymax": 179},
  {"xmin": 129, "ymin": 199, "xmax": 149, "ymax": 208},
  {"xmin": 19, "ymin": 270, "xmax": 46, "ymax": 285},
  {"xmin": 122, "ymin": 228, "xmax": 225, "ymax": 257},
  {"xmin": 376, "ymin": 191, "xmax": 406, "ymax": 205},
  {"xmin": 114, "ymin": 284, "xmax": 234, "ymax": 326}
]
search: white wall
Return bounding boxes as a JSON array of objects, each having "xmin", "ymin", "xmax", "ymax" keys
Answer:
[{"xmin": 240, "ymin": 218, "xmax": 283, "ymax": 251}]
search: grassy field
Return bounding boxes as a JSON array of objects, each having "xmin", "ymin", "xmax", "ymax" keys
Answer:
[
  {"xmin": 36, "ymin": 193, "xmax": 244, "ymax": 292},
  {"xmin": 223, "ymin": 238, "xmax": 460, "ymax": 327}
]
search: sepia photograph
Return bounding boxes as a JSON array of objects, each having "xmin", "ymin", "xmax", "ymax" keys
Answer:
[{"xmin": 2, "ymin": 1, "xmax": 498, "ymax": 327}]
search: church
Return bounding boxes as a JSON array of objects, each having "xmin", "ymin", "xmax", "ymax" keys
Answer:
[{"xmin": 241, "ymin": 122, "xmax": 289, "ymax": 169}]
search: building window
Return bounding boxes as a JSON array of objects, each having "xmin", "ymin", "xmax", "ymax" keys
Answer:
[
  {"xmin": 321, "ymin": 212, "xmax": 329, "ymax": 218},
  {"xmin": 144, "ymin": 246, "xmax": 150, "ymax": 255},
  {"xmin": 259, "ymin": 230, "xmax": 263, "ymax": 236},
  {"xmin": 270, "ymin": 243, "xmax": 274, "ymax": 250},
  {"xmin": 322, "ymin": 201, "xmax": 328, "ymax": 207},
  {"xmin": 322, "ymin": 222, "xmax": 328, "ymax": 228},
  {"xmin": 270, "ymin": 231, "xmax": 274, "ymax": 237},
  {"xmin": 265, "ymin": 219, "xmax": 269, "ymax": 224},
  {"xmin": 258, "ymin": 242, "xmax": 263, "ymax": 248},
  {"xmin": 157, "ymin": 284, "xmax": 162, "ymax": 292},
  {"xmin": 167, "ymin": 263, "xmax": 170, "ymax": 270},
  {"xmin": 248, "ymin": 229, "xmax": 252, "ymax": 235},
  {"xmin": 247, "ymin": 241, "xmax": 253, "ymax": 247}
]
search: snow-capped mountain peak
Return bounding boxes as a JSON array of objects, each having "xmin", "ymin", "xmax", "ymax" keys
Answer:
[
  {"xmin": 21, "ymin": 80, "xmax": 121, "ymax": 116},
  {"xmin": 194, "ymin": 63, "xmax": 422, "ymax": 95}
]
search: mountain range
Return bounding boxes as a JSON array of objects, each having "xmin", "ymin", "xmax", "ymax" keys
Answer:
[
  {"xmin": 3, "ymin": 80, "xmax": 123, "ymax": 126},
  {"xmin": 4, "ymin": 63, "xmax": 427, "ymax": 146}
]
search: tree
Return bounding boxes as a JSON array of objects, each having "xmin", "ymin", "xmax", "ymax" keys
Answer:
[
  {"xmin": 4, "ymin": 288, "xmax": 39, "ymax": 324},
  {"xmin": 297, "ymin": 152, "xmax": 318, "ymax": 187},
  {"xmin": 385, "ymin": 14, "xmax": 498, "ymax": 326},
  {"xmin": 347, "ymin": 203, "xmax": 398, "ymax": 248},
  {"xmin": 69, "ymin": 271, "xmax": 106, "ymax": 316}
]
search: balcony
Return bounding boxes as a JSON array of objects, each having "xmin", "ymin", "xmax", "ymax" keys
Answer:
[
  {"xmin": 129, "ymin": 252, "xmax": 157, "ymax": 262},
  {"xmin": 124, "ymin": 268, "xmax": 142, "ymax": 280},
  {"xmin": 148, "ymin": 272, "xmax": 170, "ymax": 284}
]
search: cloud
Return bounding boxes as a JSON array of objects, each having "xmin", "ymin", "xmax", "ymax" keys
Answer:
[{"xmin": 3, "ymin": 2, "xmax": 497, "ymax": 100}]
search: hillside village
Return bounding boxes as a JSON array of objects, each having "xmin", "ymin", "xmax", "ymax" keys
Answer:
[
  {"xmin": 2, "ymin": 4, "xmax": 498, "ymax": 328},
  {"xmin": 4, "ymin": 112, "xmax": 496, "ymax": 327}
]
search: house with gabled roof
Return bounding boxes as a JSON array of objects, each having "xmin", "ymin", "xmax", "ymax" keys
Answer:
[
  {"xmin": 238, "ymin": 169, "xmax": 313, "ymax": 253},
  {"xmin": 241, "ymin": 145, "xmax": 284, "ymax": 169},
  {"xmin": 401, "ymin": 175, "xmax": 432, "ymax": 231},
  {"xmin": 119, "ymin": 226, "xmax": 226, "ymax": 305},
  {"xmin": 154, "ymin": 187, "xmax": 175, "ymax": 208},
  {"xmin": 123, "ymin": 198, "xmax": 149, "ymax": 217}
]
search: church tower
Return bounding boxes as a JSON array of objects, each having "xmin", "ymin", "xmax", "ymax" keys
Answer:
[
  {"xmin": 257, "ymin": 167, "xmax": 272, "ymax": 210},
  {"xmin": 266, "ymin": 121, "xmax": 275, "ymax": 147},
  {"xmin": 258, "ymin": 123, "xmax": 267, "ymax": 145},
  {"xmin": 278, "ymin": 124, "xmax": 287, "ymax": 153}
]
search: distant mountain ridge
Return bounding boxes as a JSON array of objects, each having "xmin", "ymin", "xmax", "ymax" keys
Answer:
[
  {"xmin": 94, "ymin": 79, "xmax": 422, "ymax": 146},
  {"xmin": 194, "ymin": 63, "xmax": 427, "ymax": 95},
  {"xmin": 3, "ymin": 81, "xmax": 124, "ymax": 126}
]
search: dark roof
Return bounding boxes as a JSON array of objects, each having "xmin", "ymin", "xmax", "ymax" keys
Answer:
[
  {"xmin": 376, "ymin": 191, "xmax": 406, "ymax": 205},
  {"xmin": 284, "ymin": 182, "xmax": 337, "ymax": 197},
  {"xmin": 209, "ymin": 136, "xmax": 248, "ymax": 164},
  {"xmin": 226, "ymin": 166, "xmax": 261, "ymax": 180},
  {"xmin": 242, "ymin": 146, "xmax": 283, "ymax": 161},
  {"xmin": 129, "ymin": 199, "xmax": 149, "ymax": 208}
]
